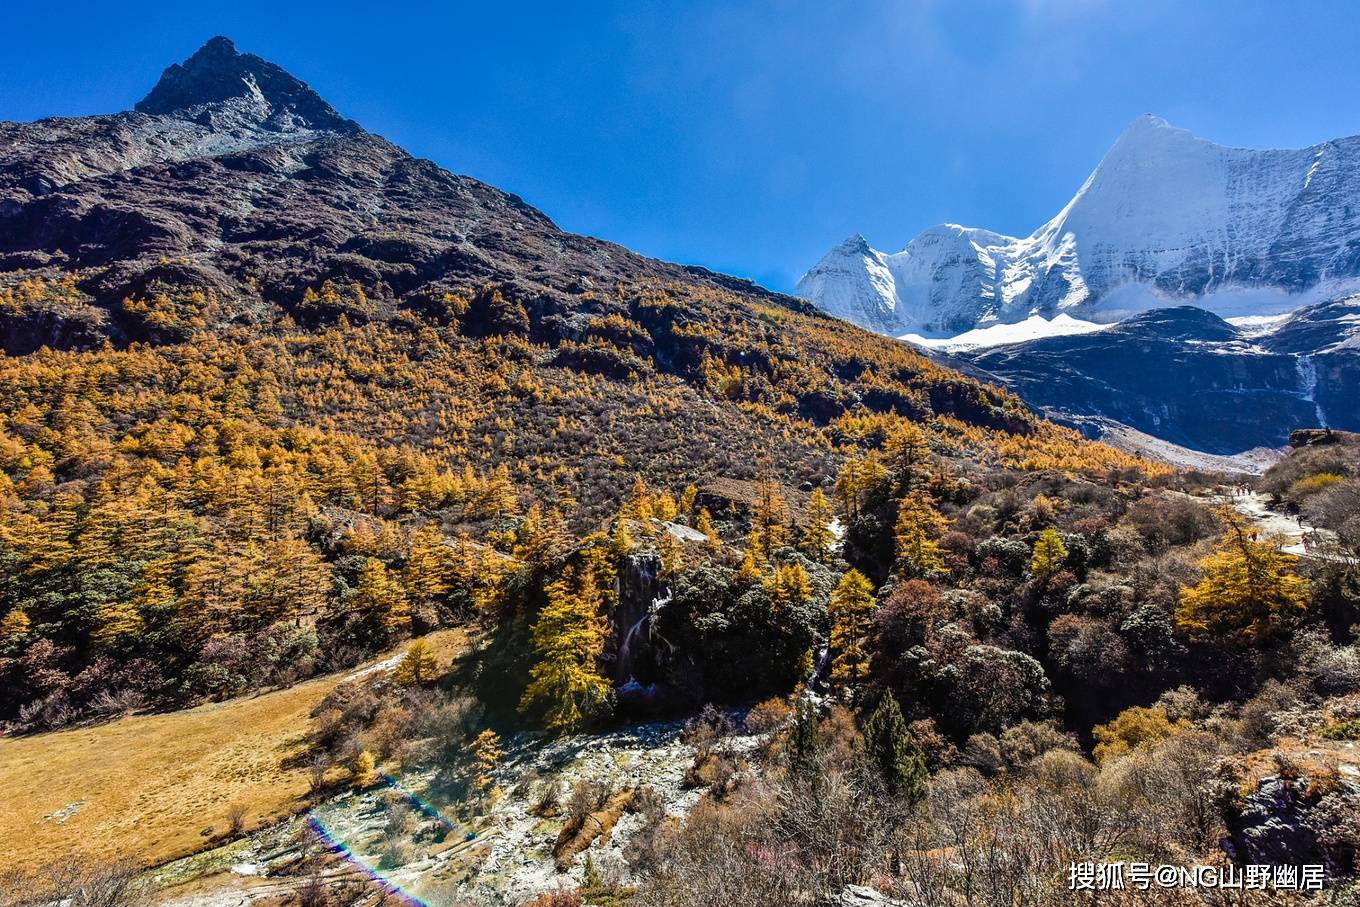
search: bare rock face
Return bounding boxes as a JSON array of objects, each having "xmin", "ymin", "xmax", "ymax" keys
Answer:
[
  {"xmin": 959, "ymin": 306, "xmax": 1360, "ymax": 452},
  {"xmin": 0, "ymin": 37, "xmax": 789, "ymax": 352},
  {"xmin": 1288, "ymin": 428, "xmax": 1358, "ymax": 448},
  {"xmin": 134, "ymin": 36, "xmax": 352, "ymax": 132},
  {"xmin": 1222, "ymin": 774, "xmax": 1360, "ymax": 877}
]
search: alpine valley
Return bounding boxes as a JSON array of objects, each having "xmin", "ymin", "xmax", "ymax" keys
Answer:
[
  {"xmin": 3, "ymin": 37, "xmax": 1360, "ymax": 907},
  {"xmin": 798, "ymin": 115, "xmax": 1360, "ymax": 458}
]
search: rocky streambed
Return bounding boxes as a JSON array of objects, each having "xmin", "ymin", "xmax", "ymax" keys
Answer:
[{"xmin": 155, "ymin": 720, "xmax": 765, "ymax": 906}]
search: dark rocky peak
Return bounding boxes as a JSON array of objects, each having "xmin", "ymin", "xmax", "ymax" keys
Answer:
[
  {"xmin": 1263, "ymin": 295, "xmax": 1360, "ymax": 354},
  {"xmin": 135, "ymin": 36, "xmax": 354, "ymax": 133},
  {"xmin": 1115, "ymin": 305, "xmax": 1240, "ymax": 342}
]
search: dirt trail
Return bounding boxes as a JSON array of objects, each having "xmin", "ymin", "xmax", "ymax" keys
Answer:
[{"xmin": 1213, "ymin": 489, "xmax": 1337, "ymax": 557}]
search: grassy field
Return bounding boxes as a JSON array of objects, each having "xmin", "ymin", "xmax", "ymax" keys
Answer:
[{"xmin": 0, "ymin": 631, "xmax": 465, "ymax": 873}]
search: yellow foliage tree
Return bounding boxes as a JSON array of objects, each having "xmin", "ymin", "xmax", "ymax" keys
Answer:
[
  {"xmin": 765, "ymin": 562, "xmax": 813, "ymax": 610},
  {"xmin": 0, "ymin": 608, "xmax": 30, "ymax": 645},
  {"xmin": 695, "ymin": 508, "xmax": 720, "ymax": 550},
  {"xmin": 611, "ymin": 515, "xmax": 636, "ymax": 556},
  {"xmin": 1092, "ymin": 705, "xmax": 1190, "ymax": 764},
  {"xmin": 657, "ymin": 530, "xmax": 682, "ymax": 576},
  {"xmin": 519, "ymin": 567, "xmax": 612, "ymax": 732},
  {"xmin": 884, "ymin": 422, "xmax": 931, "ymax": 489},
  {"xmin": 512, "ymin": 504, "xmax": 568, "ymax": 570},
  {"xmin": 653, "ymin": 492, "xmax": 678, "ymax": 523},
  {"xmin": 352, "ymin": 750, "xmax": 377, "ymax": 787},
  {"xmin": 833, "ymin": 452, "xmax": 887, "ymax": 522},
  {"xmin": 393, "ymin": 638, "xmax": 439, "ymax": 685},
  {"xmin": 1175, "ymin": 509, "xmax": 1309, "ymax": 644},
  {"xmin": 799, "ymin": 487, "xmax": 835, "ymax": 561},
  {"xmin": 829, "ymin": 569, "xmax": 876, "ymax": 685},
  {"xmin": 93, "ymin": 601, "xmax": 144, "ymax": 648},
  {"xmin": 894, "ymin": 490, "xmax": 948, "ymax": 577},
  {"xmin": 624, "ymin": 474, "xmax": 652, "ymax": 522},
  {"xmin": 260, "ymin": 538, "xmax": 329, "ymax": 621},
  {"xmin": 678, "ymin": 484, "xmax": 699, "ymax": 519},
  {"xmin": 471, "ymin": 728, "xmax": 504, "ymax": 796},
  {"xmin": 403, "ymin": 523, "xmax": 452, "ymax": 608},
  {"xmin": 752, "ymin": 474, "xmax": 790, "ymax": 555},
  {"xmin": 355, "ymin": 558, "xmax": 410, "ymax": 636},
  {"xmin": 738, "ymin": 528, "xmax": 766, "ymax": 582},
  {"xmin": 1029, "ymin": 528, "xmax": 1068, "ymax": 580},
  {"xmin": 482, "ymin": 464, "xmax": 519, "ymax": 519}
]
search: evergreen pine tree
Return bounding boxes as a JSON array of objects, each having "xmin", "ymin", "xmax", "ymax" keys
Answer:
[
  {"xmin": 861, "ymin": 691, "xmax": 927, "ymax": 807},
  {"xmin": 788, "ymin": 700, "xmax": 823, "ymax": 774}
]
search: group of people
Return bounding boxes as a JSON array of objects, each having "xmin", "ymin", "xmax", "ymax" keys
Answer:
[{"xmin": 1220, "ymin": 482, "xmax": 1325, "ymax": 555}]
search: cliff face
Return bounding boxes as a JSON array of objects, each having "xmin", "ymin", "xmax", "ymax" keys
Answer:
[{"xmin": 960, "ymin": 307, "xmax": 1359, "ymax": 453}]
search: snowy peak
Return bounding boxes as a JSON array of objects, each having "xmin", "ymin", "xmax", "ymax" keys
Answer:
[
  {"xmin": 798, "ymin": 235, "xmax": 902, "ymax": 334},
  {"xmin": 1105, "ymin": 114, "xmax": 1197, "ymax": 153},
  {"xmin": 1264, "ymin": 295, "xmax": 1360, "ymax": 354},
  {"xmin": 834, "ymin": 233, "xmax": 875, "ymax": 255},
  {"xmin": 801, "ymin": 117, "xmax": 1360, "ymax": 336},
  {"xmin": 136, "ymin": 36, "xmax": 353, "ymax": 133}
]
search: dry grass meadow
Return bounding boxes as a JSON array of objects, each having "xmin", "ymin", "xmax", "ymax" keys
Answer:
[{"xmin": 0, "ymin": 630, "xmax": 464, "ymax": 873}]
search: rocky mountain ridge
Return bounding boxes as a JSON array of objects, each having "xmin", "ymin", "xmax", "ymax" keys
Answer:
[{"xmin": 0, "ymin": 37, "xmax": 800, "ymax": 355}]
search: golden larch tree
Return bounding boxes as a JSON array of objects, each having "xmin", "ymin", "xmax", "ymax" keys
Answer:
[
  {"xmin": 354, "ymin": 557, "xmax": 410, "ymax": 636},
  {"xmin": 403, "ymin": 523, "xmax": 453, "ymax": 608},
  {"xmin": 393, "ymin": 638, "xmax": 439, "ymax": 685},
  {"xmin": 799, "ymin": 487, "xmax": 835, "ymax": 561},
  {"xmin": 1175, "ymin": 508, "xmax": 1308, "ymax": 644},
  {"xmin": 894, "ymin": 489, "xmax": 948, "ymax": 577},
  {"xmin": 1029, "ymin": 528, "xmax": 1068, "ymax": 580},
  {"xmin": 829, "ymin": 568, "xmax": 876, "ymax": 684},
  {"xmin": 519, "ymin": 567, "xmax": 612, "ymax": 732}
]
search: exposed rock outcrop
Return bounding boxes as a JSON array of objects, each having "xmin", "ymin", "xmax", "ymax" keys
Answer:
[{"xmin": 1223, "ymin": 773, "xmax": 1360, "ymax": 877}]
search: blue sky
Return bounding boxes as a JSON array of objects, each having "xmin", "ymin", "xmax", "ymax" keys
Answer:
[{"xmin": 4, "ymin": 0, "xmax": 1360, "ymax": 292}]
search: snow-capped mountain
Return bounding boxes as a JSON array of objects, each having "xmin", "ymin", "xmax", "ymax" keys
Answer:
[{"xmin": 799, "ymin": 116, "xmax": 1360, "ymax": 337}]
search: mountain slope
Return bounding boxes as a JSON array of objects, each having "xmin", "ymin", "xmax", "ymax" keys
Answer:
[
  {"xmin": 0, "ymin": 35, "xmax": 1173, "ymax": 742},
  {"xmin": 800, "ymin": 116, "xmax": 1360, "ymax": 335},
  {"xmin": 0, "ymin": 37, "xmax": 795, "ymax": 353}
]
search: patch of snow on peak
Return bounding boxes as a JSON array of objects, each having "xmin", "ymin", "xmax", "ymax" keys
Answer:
[{"xmin": 1227, "ymin": 313, "xmax": 1294, "ymax": 337}]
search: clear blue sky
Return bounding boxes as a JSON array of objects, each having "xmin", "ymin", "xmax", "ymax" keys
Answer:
[{"xmin": 4, "ymin": 0, "xmax": 1360, "ymax": 292}]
